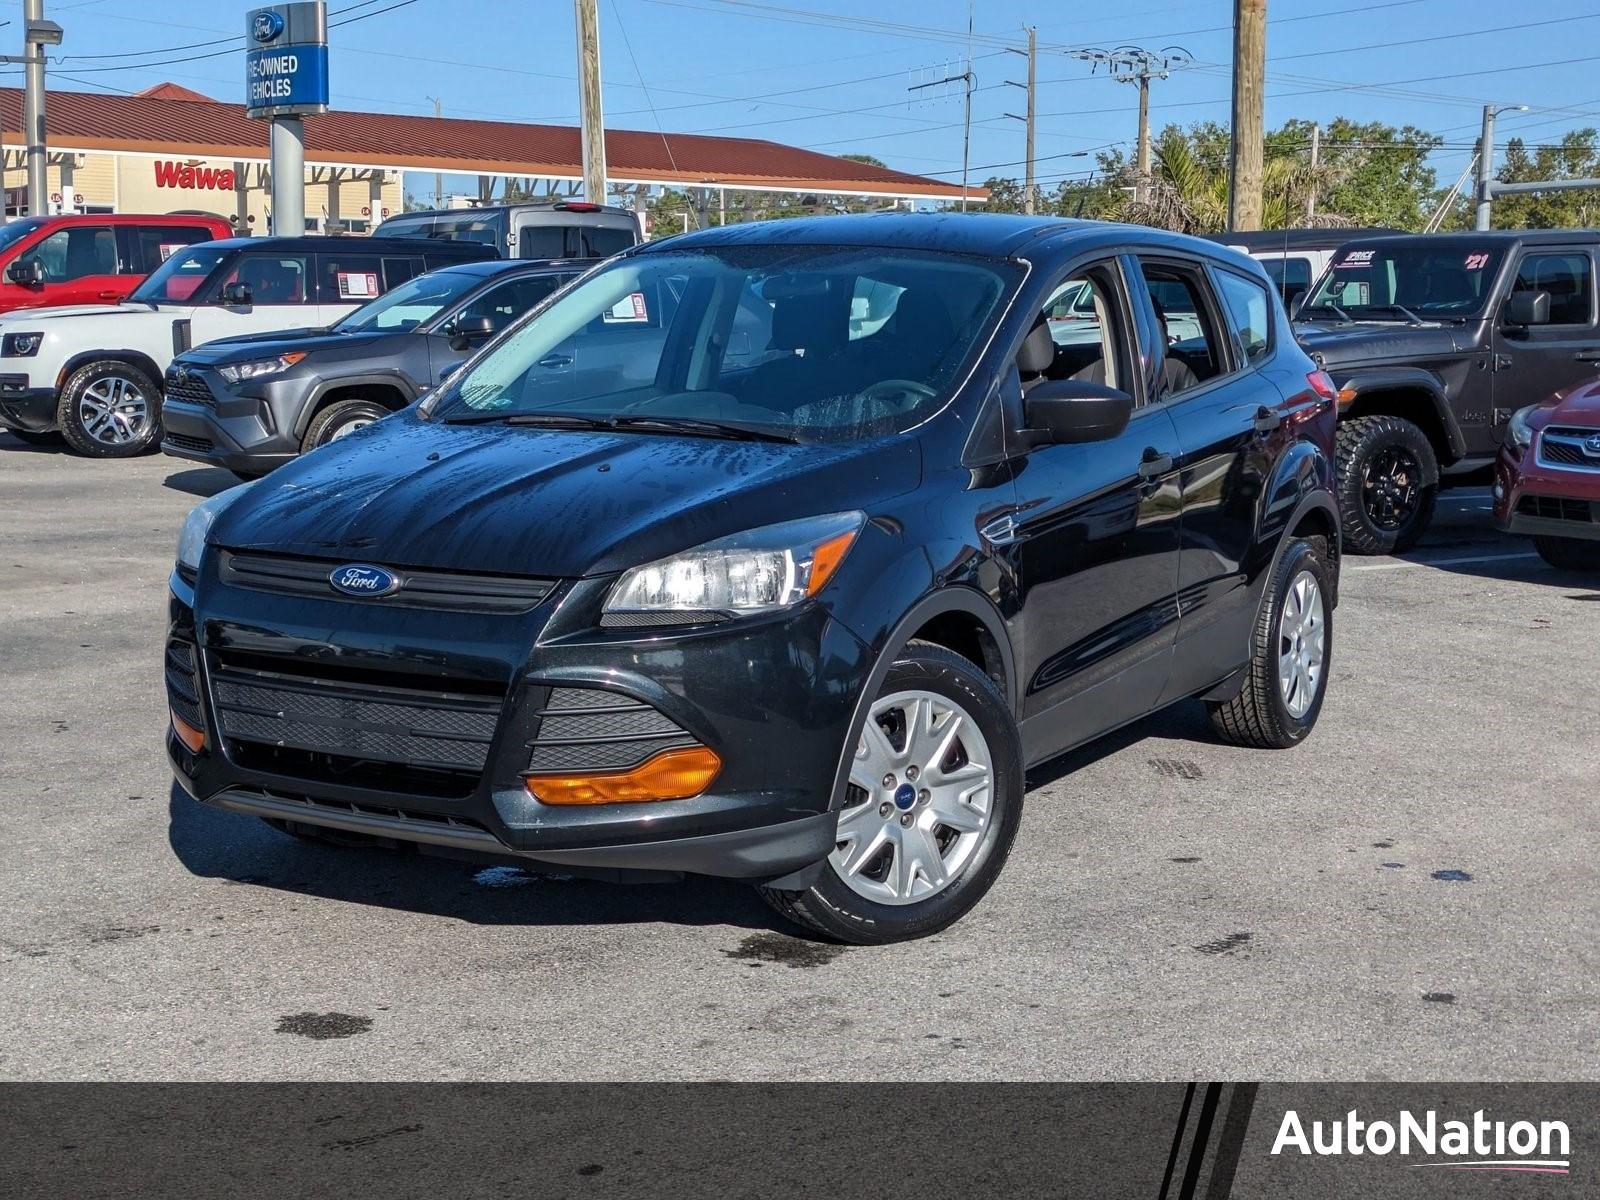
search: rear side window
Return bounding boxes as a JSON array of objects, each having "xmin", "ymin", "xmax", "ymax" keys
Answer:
[
  {"xmin": 518, "ymin": 222, "xmax": 635, "ymax": 260},
  {"xmin": 17, "ymin": 226, "xmax": 116, "ymax": 282},
  {"xmin": 1260, "ymin": 255, "xmax": 1311, "ymax": 295},
  {"xmin": 217, "ymin": 253, "xmax": 310, "ymax": 304},
  {"xmin": 1214, "ymin": 270, "xmax": 1274, "ymax": 365},
  {"xmin": 1512, "ymin": 252, "xmax": 1593, "ymax": 325},
  {"xmin": 382, "ymin": 256, "xmax": 425, "ymax": 289},
  {"xmin": 316, "ymin": 253, "xmax": 387, "ymax": 303},
  {"xmin": 454, "ymin": 274, "xmax": 572, "ymax": 334},
  {"xmin": 126, "ymin": 225, "xmax": 215, "ymax": 274}
]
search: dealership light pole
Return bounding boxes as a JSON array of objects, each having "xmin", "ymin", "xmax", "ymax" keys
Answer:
[
  {"xmin": 574, "ymin": 0, "xmax": 606, "ymax": 205},
  {"xmin": 1475, "ymin": 103, "xmax": 1528, "ymax": 231},
  {"xmin": 7, "ymin": 0, "xmax": 64, "ymax": 217}
]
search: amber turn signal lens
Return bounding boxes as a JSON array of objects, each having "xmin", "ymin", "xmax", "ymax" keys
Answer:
[
  {"xmin": 170, "ymin": 710, "xmax": 205, "ymax": 753},
  {"xmin": 805, "ymin": 528, "xmax": 858, "ymax": 597},
  {"xmin": 525, "ymin": 745, "xmax": 721, "ymax": 805}
]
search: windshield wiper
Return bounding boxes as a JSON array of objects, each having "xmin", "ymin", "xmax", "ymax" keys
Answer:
[
  {"xmin": 1369, "ymin": 303, "xmax": 1425, "ymax": 325},
  {"xmin": 609, "ymin": 415, "xmax": 798, "ymax": 444},
  {"xmin": 1304, "ymin": 302, "xmax": 1352, "ymax": 323},
  {"xmin": 441, "ymin": 410, "xmax": 612, "ymax": 428}
]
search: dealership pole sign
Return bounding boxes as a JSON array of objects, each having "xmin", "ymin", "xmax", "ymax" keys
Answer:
[{"xmin": 244, "ymin": 2, "xmax": 329, "ymax": 120}]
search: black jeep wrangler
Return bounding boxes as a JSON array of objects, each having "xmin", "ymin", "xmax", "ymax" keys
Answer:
[{"xmin": 1296, "ymin": 230, "xmax": 1600, "ymax": 553}]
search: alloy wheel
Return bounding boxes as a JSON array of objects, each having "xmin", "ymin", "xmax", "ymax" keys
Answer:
[
  {"xmin": 831, "ymin": 688, "xmax": 996, "ymax": 906},
  {"xmin": 1360, "ymin": 445, "xmax": 1421, "ymax": 531},
  {"xmin": 327, "ymin": 416, "xmax": 375, "ymax": 442},
  {"xmin": 78, "ymin": 375, "xmax": 150, "ymax": 447},
  {"xmin": 1277, "ymin": 570, "xmax": 1326, "ymax": 720}
]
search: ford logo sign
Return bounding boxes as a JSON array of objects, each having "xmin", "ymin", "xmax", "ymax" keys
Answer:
[
  {"xmin": 329, "ymin": 564, "xmax": 401, "ymax": 597},
  {"xmin": 252, "ymin": 10, "xmax": 285, "ymax": 42}
]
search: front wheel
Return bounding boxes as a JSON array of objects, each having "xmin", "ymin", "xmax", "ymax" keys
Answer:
[
  {"xmin": 302, "ymin": 398, "xmax": 391, "ymax": 452},
  {"xmin": 1335, "ymin": 414, "xmax": 1438, "ymax": 555},
  {"xmin": 1535, "ymin": 534, "xmax": 1600, "ymax": 572},
  {"xmin": 1209, "ymin": 536, "xmax": 1333, "ymax": 749},
  {"xmin": 760, "ymin": 643, "xmax": 1022, "ymax": 944},
  {"xmin": 57, "ymin": 360, "xmax": 162, "ymax": 458}
]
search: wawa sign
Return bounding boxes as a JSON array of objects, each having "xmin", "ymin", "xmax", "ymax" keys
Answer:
[{"xmin": 153, "ymin": 160, "xmax": 237, "ymax": 192}]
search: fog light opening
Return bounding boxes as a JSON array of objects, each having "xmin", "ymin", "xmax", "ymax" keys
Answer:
[{"xmin": 525, "ymin": 745, "xmax": 722, "ymax": 805}]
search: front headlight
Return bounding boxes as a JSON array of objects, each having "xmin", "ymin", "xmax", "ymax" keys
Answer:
[
  {"xmin": 217, "ymin": 352, "xmax": 306, "ymax": 384},
  {"xmin": 176, "ymin": 483, "xmax": 252, "ymax": 574},
  {"xmin": 2, "ymin": 332, "xmax": 42, "ymax": 357},
  {"xmin": 604, "ymin": 512, "xmax": 866, "ymax": 621},
  {"xmin": 1507, "ymin": 404, "xmax": 1541, "ymax": 450}
]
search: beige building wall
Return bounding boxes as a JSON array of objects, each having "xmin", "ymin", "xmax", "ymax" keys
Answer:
[{"xmin": 3, "ymin": 151, "xmax": 403, "ymax": 234}]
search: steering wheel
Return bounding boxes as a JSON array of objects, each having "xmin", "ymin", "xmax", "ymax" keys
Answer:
[{"xmin": 859, "ymin": 378, "xmax": 936, "ymax": 408}]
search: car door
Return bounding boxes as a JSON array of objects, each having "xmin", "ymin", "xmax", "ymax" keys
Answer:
[
  {"xmin": 1139, "ymin": 257, "xmax": 1285, "ymax": 704},
  {"xmin": 1001, "ymin": 256, "xmax": 1184, "ymax": 764},
  {"xmin": 11, "ymin": 224, "xmax": 121, "ymax": 308},
  {"xmin": 426, "ymin": 272, "xmax": 573, "ymax": 386},
  {"xmin": 1492, "ymin": 247, "xmax": 1600, "ymax": 446},
  {"xmin": 187, "ymin": 250, "xmax": 316, "ymax": 345}
]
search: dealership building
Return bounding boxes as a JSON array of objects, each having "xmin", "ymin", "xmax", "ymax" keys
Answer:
[{"xmin": 0, "ymin": 83, "xmax": 976, "ymax": 235}]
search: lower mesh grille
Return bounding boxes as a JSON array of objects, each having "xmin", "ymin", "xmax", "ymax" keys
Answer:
[
  {"xmin": 165, "ymin": 431, "xmax": 215, "ymax": 454},
  {"xmin": 164, "ymin": 640, "xmax": 203, "ymax": 731},
  {"xmin": 527, "ymin": 687, "xmax": 698, "ymax": 773},
  {"xmin": 1518, "ymin": 494, "xmax": 1595, "ymax": 523}
]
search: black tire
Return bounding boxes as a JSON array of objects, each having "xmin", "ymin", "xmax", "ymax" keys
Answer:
[
  {"xmin": 759, "ymin": 642, "xmax": 1023, "ymax": 945},
  {"xmin": 3, "ymin": 427, "xmax": 65, "ymax": 447},
  {"xmin": 1209, "ymin": 536, "xmax": 1333, "ymax": 750},
  {"xmin": 1335, "ymin": 414, "xmax": 1438, "ymax": 555},
  {"xmin": 302, "ymin": 398, "xmax": 391, "ymax": 452},
  {"xmin": 1534, "ymin": 534, "xmax": 1600, "ymax": 572},
  {"xmin": 56, "ymin": 360, "xmax": 163, "ymax": 458}
]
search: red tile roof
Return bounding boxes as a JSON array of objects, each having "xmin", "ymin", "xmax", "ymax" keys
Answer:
[{"xmin": 0, "ymin": 85, "xmax": 981, "ymax": 200}]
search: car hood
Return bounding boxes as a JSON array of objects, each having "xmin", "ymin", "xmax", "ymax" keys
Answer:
[
  {"xmin": 1294, "ymin": 320, "xmax": 1464, "ymax": 366},
  {"xmin": 0, "ymin": 302, "xmax": 178, "ymax": 326},
  {"xmin": 209, "ymin": 410, "xmax": 922, "ymax": 578},
  {"xmin": 180, "ymin": 327, "xmax": 384, "ymax": 364},
  {"xmin": 1546, "ymin": 379, "xmax": 1600, "ymax": 425}
]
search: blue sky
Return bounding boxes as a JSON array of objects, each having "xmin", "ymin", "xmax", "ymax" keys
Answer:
[{"xmin": 16, "ymin": 0, "xmax": 1600, "ymax": 201}]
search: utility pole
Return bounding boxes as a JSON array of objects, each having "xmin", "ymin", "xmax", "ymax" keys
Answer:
[
  {"xmin": 427, "ymin": 96, "xmax": 443, "ymax": 207},
  {"xmin": 16, "ymin": 1, "xmax": 63, "ymax": 217},
  {"xmin": 909, "ymin": 61, "xmax": 977, "ymax": 210},
  {"xmin": 1072, "ymin": 45, "xmax": 1189, "ymax": 207},
  {"xmin": 1305, "ymin": 122, "xmax": 1320, "ymax": 222},
  {"xmin": 1004, "ymin": 27, "xmax": 1036, "ymax": 213},
  {"xmin": 574, "ymin": 0, "xmax": 607, "ymax": 206},
  {"xmin": 1473, "ymin": 103, "xmax": 1529, "ymax": 230},
  {"xmin": 1227, "ymin": 0, "xmax": 1266, "ymax": 232}
]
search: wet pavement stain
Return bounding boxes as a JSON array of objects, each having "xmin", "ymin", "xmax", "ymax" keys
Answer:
[
  {"xmin": 1422, "ymin": 992, "xmax": 1456, "ymax": 1004},
  {"xmin": 723, "ymin": 932, "xmax": 846, "ymax": 969},
  {"xmin": 1381, "ymin": 863, "xmax": 1406, "ymax": 870},
  {"xmin": 472, "ymin": 866, "xmax": 535, "ymax": 888},
  {"xmin": 1149, "ymin": 758, "xmax": 1205, "ymax": 780},
  {"xmin": 1432, "ymin": 869, "xmax": 1474, "ymax": 882},
  {"xmin": 1372, "ymin": 840, "xmax": 1395, "ymax": 849},
  {"xmin": 577, "ymin": 1165, "xmax": 605, "ymax": 1177},
  {"xmin": 322, "ymin": 1124, "xmax": 423, "ymax": 1151},
  {"xmin": 1194, "ymin": 932, "xmax": 1252, "ymax": 956},
  {"xmin": 1169, "ymin": 856, "xmax": 1201, "ymax": 863},
  {"xmin": 87, "ymin": 925, "xmax": 159, "ymax": 945},
  {"xmin": 275, "ymin": 1012, "xmax": 373, "ymax": 1040}
]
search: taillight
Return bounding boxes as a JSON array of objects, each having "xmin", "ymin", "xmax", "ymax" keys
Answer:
[
  {"xmin": 1306, "ymin": 370, "xmax": 1338, "ymax": 403},
  {"xmin": 555, "ymin": 201, "xmax": 601, "ymax": 212}
]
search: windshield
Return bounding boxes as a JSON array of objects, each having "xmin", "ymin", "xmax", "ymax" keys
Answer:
[
  {"xmin": 0, "ymin": 218, "xmax": 46, "ymax": 255},
  {"xmin": 429, "ymin": 245, "xmax": 1016, "ymax": 443},
  {"xmin": 1303, "ymin": 243, "xmax": 1503, "ymax": 320},
  {"xmin": 130, "ymin": 243, "xmax": 234, "ymax": 304},
  {"xmin": 334, "ymin": 269, "xmax": 480, "ymax": 333}
]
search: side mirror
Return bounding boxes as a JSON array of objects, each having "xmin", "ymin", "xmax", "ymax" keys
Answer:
[
  {"xmin": 220, "ymin": 281, "xmax": 253, "ymax": 307},
  {"xmin": 447, "ymin": 313, "xmax": 495, "ymax": 352},
  {"xmin": 1024, "ymin": 379, "xmax": 1134, "ymax": 445},
  {"xmin": 6, "ymin": 259, "xmax": 44, "ymax": 287},
  {"xmin": 1504, "ymin": 290, "xmax": 1550, "ymax": 328},
  {"xmin": 1283, "ymin": 283, "xmax": 1308, "ymax": 312}
]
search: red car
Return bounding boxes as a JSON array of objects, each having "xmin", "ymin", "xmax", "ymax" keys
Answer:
[
  {"xmin": 1494, "ymin": 382, "xmax": 1600, "ymax": 570},
  {"xmin": 0, "ymin": 213, "xmax": 233, "ymax": 314}
]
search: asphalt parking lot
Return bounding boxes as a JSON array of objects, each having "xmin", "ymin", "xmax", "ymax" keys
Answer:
[{"xmin": 2, "ymin": 432, "xmax": 1597, "ymax": 1082}]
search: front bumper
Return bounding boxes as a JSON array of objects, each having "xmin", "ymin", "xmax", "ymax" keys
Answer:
[
  {"xmin": 160, "ymin": 365, "xmax": 307, "ymax": 474},
  {"xmin": 0, "ymin": 380, "xmax": 57, "ymax": 433},
  {"xmin": 1493, "ymin": 440, "xmax": 1600, "ymax": 542},
  {"xmin": 166, "ymin": 560, "xmax": 868, "ymax": 880}
]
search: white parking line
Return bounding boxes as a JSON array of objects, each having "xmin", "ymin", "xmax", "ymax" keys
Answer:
[{"xmin": 1352, "ymin": 551, "xmax": 1541, "ymax": 573}]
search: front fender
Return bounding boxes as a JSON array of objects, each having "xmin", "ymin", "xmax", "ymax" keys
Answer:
[
  {"xmin": 1330, "ymin": 366, "xmax": 1464, "ymax": 459},
  {"xmin": 293, "ymin": 370, "xmax": 421, "ymax": 440}
]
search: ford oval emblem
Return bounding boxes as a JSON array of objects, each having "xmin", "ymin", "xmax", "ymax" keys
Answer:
[
  {"xmin": 252, "ymin": 10, "xmax": 285, "ymax": 42},
  {"xmin": 329, "ymin": 564, "xmax": 401, "ymax": 597}
]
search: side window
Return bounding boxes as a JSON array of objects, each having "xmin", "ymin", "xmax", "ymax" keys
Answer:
[
  {"xmin": 1214, "ymin": 270, "xmax": 1274, "ymax": 365},
  {"xmin": 129, "ymin": 226, "xmax": 212, "ymax": 274},
  {"xmin": 317, "ymin": 253, "xmax": 387, "ymax": 303},
  {"xmin": 18, "ymin": 226, "xmax": 117, "ymax": 282},
  {"xmin": 1512, "ymin": 253, "xmax": 1593, "ymax": 325},
  {"xmin": 1137, "ymin": 261, "xmax": 1226, "ymax": 398},
  {"xmin": 382, "ymin": 256, "xmax": 424, "ymax": 289},
  {"xmin": 520, "ymin": 226, "xmax": 566, "ymax": 260},
  {"xmin": 216, "ymin": 254, "xmax": 310, "ymax": 304},
  {"xmin": 1020, "ymin": 263, "xmax": 1130, "ymax": 393},
  {"xmin": 454, "ymin": 274, "xmax": 569, "ymax": 335}
]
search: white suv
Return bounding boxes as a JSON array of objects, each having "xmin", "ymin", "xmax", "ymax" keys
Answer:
[{"xmin": 0, "ymin": 236, "xmax": 492, "ymax": 457}]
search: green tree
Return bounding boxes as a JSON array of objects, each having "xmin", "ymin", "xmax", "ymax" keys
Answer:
[{"xmin": 1491, "ymin": 130, "xmax": 1600, "ymax": 229}]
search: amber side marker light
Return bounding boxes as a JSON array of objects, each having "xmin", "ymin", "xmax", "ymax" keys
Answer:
[
  {"xmin": 806, "ymin": 528, "xmax": 858, "ymax": 597},
  {"xmin": 525, "ymin": 745, "xmax": 722, "ymax": 806},
  {"xmin": 170, "ymin": 711, "xmax": 205, "ymax": 753}
]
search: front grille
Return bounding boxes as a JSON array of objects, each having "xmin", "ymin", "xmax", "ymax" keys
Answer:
[
  {"xmin": 164, "ymin": 371, "xmax": 217, "ymax": 410},
  {"xmin": 164, "ymin": 639, "xmax": 203, "ymax": 731},
  {"xmin": 1518, "ymin": 494, "xmax": 1595, "ymax": 523},
  {"xmin": 208, "ymin": 657, "xmax": 504, "ymax": 778},
  {"xmin": 218, "ymin": 550, "xmax": 555, "ymax": 615},
  {"xmin": 164, "ymin": 432, "xmax": 215, "ymax": 454},
  {"xmin": 1539, "ymin": 427, "xmax": 1600, "ymax": 472},
  {"xmin": 527, "ymin": 686, "xmax": 698, "ymax": 773}
]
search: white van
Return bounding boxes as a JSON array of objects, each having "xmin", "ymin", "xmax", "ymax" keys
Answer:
[{"xmin": 0, "ymin": 235, "xmax": 491, "ymax": 457}]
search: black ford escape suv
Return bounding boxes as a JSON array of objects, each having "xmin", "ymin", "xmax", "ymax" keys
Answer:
[{"xmin": 166, "ymin": 214, "xmax": 1341, "ymax": 943}]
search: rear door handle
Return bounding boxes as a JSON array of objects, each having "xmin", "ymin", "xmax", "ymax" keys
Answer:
[{"xmin": 1252, "ymin": 405, "xmax": 1282, "ymax": 433}]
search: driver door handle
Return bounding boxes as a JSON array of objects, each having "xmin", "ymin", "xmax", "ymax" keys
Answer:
[
  {"xmin": 1253, "ymin": 405, "xmax": 1282, "ymax": 433},
  {"xmin": 1137, "ymin": 448, "xmax": 1173, "ymax": 478},
  {"xmin": 1574, "ymin": 349, "xmax": 1600, "ymax": 362},
  {"xmin": 537, "ymin": 354, "xmax": 573, "ymax": 368}
]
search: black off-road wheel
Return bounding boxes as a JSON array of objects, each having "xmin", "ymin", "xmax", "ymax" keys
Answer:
[
  {"xmin": 1534, "ymin": 535, "xmax": 1600, "ymax": 572},
  {"xmin": 1336, "ymin": 414, "xmax": 1438, "ymax": 555},
  {"xmin": 56, "ymin": 360, "xmax": 163, "ymax": 458},
  {"xmin": 760, "ymin": 643, "xmax": 1023, "ymax": 945},
  {"xmin": 1209, "ymin": 536, "xmax": 1333, "ymax": 750},
  {"xmin": 302, "ymin": 398, "xmax": 391, "ymax": 452}
]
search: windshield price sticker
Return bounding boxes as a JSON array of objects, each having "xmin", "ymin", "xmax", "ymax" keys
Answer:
[
  {"xmin": 1337, "ymin": 249, "xmax": 1376, "ymax": 270},
  {"xmin": 1465, "ymin": 252, "xmax": 1492, "ymax": 270},
  {"xmin": 337, "ymin": 272, "xmax": 378, "ymax": 299},
  {"xmin": 603, "ymin": 292, "xmax": 649, "ymax": 323}
]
